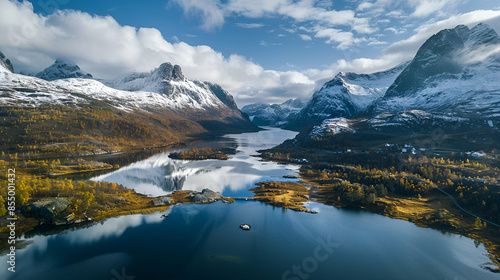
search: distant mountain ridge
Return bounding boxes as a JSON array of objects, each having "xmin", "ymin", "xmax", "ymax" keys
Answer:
[{"xmin": 241, "ymin": 97, "xmax": 307, "ymax": 126}]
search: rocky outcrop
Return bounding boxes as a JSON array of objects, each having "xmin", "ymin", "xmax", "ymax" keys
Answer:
[
  {"xmin": 150, "ymin": 196, "xmax": 172, "ymax": 206},
  {"xmin": 192, "ymin": 189, "xmax": 222, "ymax": 203},
  {"xmin": 24, "ymin": 198, "xmax": 70, "ymax": 220},
  {"xmin": 0, "ymin": 51, "xmax": 14, "ymax": 73}
]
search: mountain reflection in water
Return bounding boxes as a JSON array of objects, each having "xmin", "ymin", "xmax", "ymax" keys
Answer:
[{"xmin": 92, "ymin": 127, "xmax": 300, "ymax": 196}]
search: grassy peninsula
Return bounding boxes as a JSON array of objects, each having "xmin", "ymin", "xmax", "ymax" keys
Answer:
[{"xmin": 250, "ymin": 181, "xmax": 315, "ymax": 213}]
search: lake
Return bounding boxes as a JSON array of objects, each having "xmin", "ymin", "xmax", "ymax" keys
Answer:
[
  {"xmin": 0, "ymin": 128, "xmax": 497, "ymax": 280},
  {"xmin": 91, "ymin": 127, "xmax": 301, "ymax": 197}
]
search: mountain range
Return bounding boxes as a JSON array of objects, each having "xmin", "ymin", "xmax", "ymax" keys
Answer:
[
  {"xmin": 246, "ymin": 23, "xmax": 500, "ymax": 136},
  {"xmin": 241, "ymin": 98, "xmax": 307, "ymax": 126},
  {"xmin": 0, "ymin": 52, "xmax": 257, "ymax": 155},
  {"xmin": 2, "ymin": 22, "xmax": 500, "ymax": 149},
  {"xmin": 0, "ymin": 54, "xmax": 255, "ymax": 132}
]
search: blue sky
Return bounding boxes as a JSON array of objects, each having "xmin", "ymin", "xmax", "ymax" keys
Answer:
[{"xmin": 2, "ymin": 0, "xmax": 500, "ymax": 105}]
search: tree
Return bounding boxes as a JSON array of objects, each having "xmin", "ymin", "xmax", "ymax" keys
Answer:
[
  {"xmin": 366, "ymin": 193, "xmax": 376, "ymax": 204},
  {"xmin": 82, "ymin": 191, "xmax": 96, "ymax": 210},
  {"xmin": 0, "ymin": 195, "xmax": 7, "ymax": 216},
  {"xmin": 15, "ymin": 181, "xmax": 31, "ymax": 206},
  {"xmin": 474, "ymin": 217, "xmax": 483, "ymax": 229}
]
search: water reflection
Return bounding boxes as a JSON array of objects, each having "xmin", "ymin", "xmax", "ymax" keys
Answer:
[
  {"xmin": 92, "ymin": 128, "xmax": 299, "ymax": 196},
  {"xmin": 1, "ymin": 201, "xmax": 497, "ymax": 280}
]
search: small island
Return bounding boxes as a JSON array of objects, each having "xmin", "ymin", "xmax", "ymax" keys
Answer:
[
  {"xmin": 169, "ymin": 148, "xmax": 236, "ymax": 160},
  {"xmin": 250, "ymin": 181, "xmax": 316, "ymax": 213}
]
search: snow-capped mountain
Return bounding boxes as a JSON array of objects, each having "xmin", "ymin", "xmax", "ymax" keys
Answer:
[
  {"xmin": 102, "ymin": 62, "xmax": 241, "ymax": 115},
  {"xmin": 241, "ymin": 97, "xmax": 307, "ymax": 126},
  {"xmin": 370, "ymin": 23, "xmax": 500, "ymax": 118},
  {"xmin": 288, "ymin": 23, "xmax": 500, "ymax": 133},
  {"xmin": 288, "ymin": 62, "xmax": 408, "ymax": 130},
  {"xmin": 0, "ymin": 54, "xmax": 256, "ymax": 133},
  {"xmin": 0, "ymin": 51, "xmax": 14, "ymax": 73},
  {"xmin": 35, "ymin": 59, "xmax": 93, "ymax": 81},
  {"xmin": 293, "ymin": 109, "xmax": 495, "ymax": 148}
]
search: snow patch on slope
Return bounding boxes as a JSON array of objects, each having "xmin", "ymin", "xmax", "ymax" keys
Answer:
[{"xmin": 310, "ymin": 118, "xmax": 354, "ymax": 138}]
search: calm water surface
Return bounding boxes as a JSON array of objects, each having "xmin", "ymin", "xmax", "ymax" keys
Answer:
[
  {"xmin": 91, "ymin": 127, "xmax": 300, "ymax": 197},
  {"xmin": 0, "ymin": 128, "xmax": 497, "ymax": 280}
]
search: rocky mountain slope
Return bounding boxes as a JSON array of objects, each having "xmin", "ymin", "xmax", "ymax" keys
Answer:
[
  {"xmin": 287, "ymin": 23, "xmax": 500, "ymax": 134},
  {"xmin": 287, "ymin": 63, "xmax": 408, "ymax": 130},
  {"xmin": 0, "ymin": 51, "xmax": 14, "ymax": 73},
  {"xmin": 369, "ymin": 23, "xmax": 500, "ymax": 118}
]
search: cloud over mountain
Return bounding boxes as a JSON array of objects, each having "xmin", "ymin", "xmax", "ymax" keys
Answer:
[{"xmin": 0, "ymin": 0, "xmax": 315, "ymax": 105}]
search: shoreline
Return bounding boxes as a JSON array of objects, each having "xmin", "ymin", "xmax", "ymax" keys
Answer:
[{"xmin": 250, "ymin": 178, "xmax": 500, "ymax": 272}]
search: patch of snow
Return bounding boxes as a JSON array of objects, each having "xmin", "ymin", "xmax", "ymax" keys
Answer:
[{"xmin": 310, "ymin": 118, "xmax": 354, "ymax": 138}]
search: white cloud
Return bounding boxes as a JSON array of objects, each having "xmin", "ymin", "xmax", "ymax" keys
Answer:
[
  {"xmin": 2, "ymin": 0, "xmax": 500, "ymax": 108},
  {"xmin": 0, "ymin": 0, "xmax": 315, "ymax": 106},
  {"xmin": 386, "ymin": 10, "xmax": 405, "ymax": 18},
  {"xmin": 357, "ymin": 2, "xmax": 374, "ymax": 11},
  {"xmin": 173, "ymin": 0, "xmax": 376, "ymax": 46},
  {"xmin": 171, "ymin": 0, "xmax": 224, "ymax": 31},
  {"xmin": 236, "ymin": 22, "xmax": 264, "ymax": 28},
  {"xmin": 313, "ymin": 27, "xmax": 365, "ymax": 50},
  {"xmin": 367, "ymin": 37, "xmax": 387, "ymax": 45},
  {"xmin": 299, "ymin": 34, "xmax": 312, "ymax": 41},
  {"xmin": 357, "ymin": 0, "xmax": 401, "ymax": 16},
  {"xmin": 385, "ymin": 27, "xmax": 406, "ymax": 34},
  {"xmin": 312, "ymin": 9, "xmax": 500, "ymax": 80},
  {"xmin": 384, "ymin": 9, "xmax": 500, "ymax": 59},
  {"xmin": 409, "ymin": 0, "xmax": 461, "ymax": 18}
]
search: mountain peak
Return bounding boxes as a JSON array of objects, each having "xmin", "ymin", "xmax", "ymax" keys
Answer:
[
  {"xmin": 153, "ymin": 62, "xmax": 185, "ymax": 81},
  {"xmin": 466, "ymin": 23, "xmax": 500, "ymax": 48},
  {"xmin": 369, "ymin": 22, "xmax": 500, "ymax": 118},
  {"xmin": 35, "ymin": 59, "xmax": 93, "ymax": 81},
  {"xmin": 0, "ymin": 51, "xmax": 14, "ymax": 73}
]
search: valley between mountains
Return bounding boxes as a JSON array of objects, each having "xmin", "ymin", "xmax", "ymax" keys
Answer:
[{"xmin": 1, "ymin": 22, "xmax": 500, "ymax": 274}]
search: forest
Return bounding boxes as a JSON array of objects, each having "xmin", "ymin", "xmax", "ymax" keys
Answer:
[{"xmin": 0, "ymin": 104, "xmax": 205, "ymax": 159}]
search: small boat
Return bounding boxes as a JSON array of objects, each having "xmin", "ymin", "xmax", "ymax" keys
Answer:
[{"xmin": 239, "ymin": 224, "xmax": 251, "ymax": 230}]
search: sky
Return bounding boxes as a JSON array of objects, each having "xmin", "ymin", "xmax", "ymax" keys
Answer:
[{"xmin": 1, "ymin": 0, "xmax": 500, "ymax": 106}]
